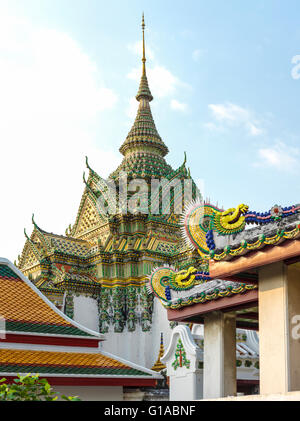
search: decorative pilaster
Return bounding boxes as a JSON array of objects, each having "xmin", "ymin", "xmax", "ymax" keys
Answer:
[
  {"xmin": 127, "ymin": 286, "xmax": 138, "ymax": 332},
  {"xmin": 112, "ymin": 287, "xmax": 126, "ymax": 333},
  {"xmin": 64, "ymin": 292, "xmax": 74, "ymax": 319},
  {"xmin": 98, "ymin": 287, "xmax": 111, "ymax": 334},
  {"xmin": 140, "ymin": 285, "xmax": 153, "ymax": 332},
  {"xmin": 161, "ymin": 325, "xmax": 202, "ymax": 401}
]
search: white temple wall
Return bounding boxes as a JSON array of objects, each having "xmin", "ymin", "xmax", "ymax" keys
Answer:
[
  {"xmin": 100, "ymin": 327, "xmax": 152, "ymax": 367},
  {"xmin": 53, "ymin": 385, "xmax": 123, "ymax": 401},
  {"xmin": 71, "ymin": 293, "xmax": 260, "ymax": 386},
  {"xmin": 169, "ymin": 371, "xmax": 203, "ymax": 400},
  {"xmin": 100, "ymin": 297, "xmax": 173, "ymax": 368},
  {"xmin": 73, "ymin": 295, "xmax": 99, "ymax": 332}
]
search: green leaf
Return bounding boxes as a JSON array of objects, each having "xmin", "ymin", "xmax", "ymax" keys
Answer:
[
  {"xmin": 0, "ymin": 374, "xmax": 80, "ymax": 401},
  {"xmin": 61, "ymin": 395, "xmax": 81, "ymax": 401}
]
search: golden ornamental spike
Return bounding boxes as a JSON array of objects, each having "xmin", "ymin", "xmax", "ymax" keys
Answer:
[
  {"xmin": 134, "ymin": 13, "xmax": 154, "ymax": 103},
  {"xmin": 142, "ymin": 13, "xmax": 146, "ymax": 74},
  {"xmin": 151, "ymin": 332, "xmax": 166, "ymax": 372}
]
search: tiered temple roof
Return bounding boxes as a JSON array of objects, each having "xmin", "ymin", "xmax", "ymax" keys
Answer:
[
  {"xmin": 0, "ymin": 258, "xmax": 161, "ymax": 384},
  {"xmin": 16, "ymin": 16, "xmax": 201, "ymax": 351},
  {"xmin": 0, "ymin": 349, "xmax": 152, "ymax": 377},
  {"xmin": 0, "ymin": 262, "xmax": 95, "ymax": 338}
]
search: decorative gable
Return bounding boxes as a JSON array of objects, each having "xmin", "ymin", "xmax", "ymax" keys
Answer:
[{"xmin": 73, "ymin": 194, "xmax": 105, "ymax": 237}]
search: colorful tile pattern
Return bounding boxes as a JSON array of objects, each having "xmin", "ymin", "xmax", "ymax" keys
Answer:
[
  {"xmin": 51, "ymin": 237, "xmax": 89, "ymax": 257},
  {"xmin": 0, "ymin": 349, "xmax": 151, "ymax": 376},
  {"xmin": 165, "ymin": 283, "xmax": 257, "ymax": 309},
  {"xmin": 0, "ymin": 264, "xmax": 93, "ymax": 337}
]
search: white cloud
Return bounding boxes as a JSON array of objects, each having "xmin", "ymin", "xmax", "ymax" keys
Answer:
[
  {"xmin": 0, "ymin": 12, "xmax": 119, "ymax": 261},
  {"xmin": 170, "ymin": 99, "xmax": 187, "ymax": 112},
  {"xmin": 127, "ymin": 65, "xmax": 181, "ymax": 98},
  {"xmin": 255, "ymin": 141, "xmax": 299, "ymax": 171},
  {"xmin": 127, "ymin": 40, "xmax": 155, "ymax": 61},
  {"xmin": 248, "ymin": 122, "xmax": 262, "ymax": 136},
  {"xmin": 127, "ymin": 38, "xmax": 189, "ymax": 107},
  {"xmin": 207, "ymin": 102, "xmax": 264, "ymax": 136}
]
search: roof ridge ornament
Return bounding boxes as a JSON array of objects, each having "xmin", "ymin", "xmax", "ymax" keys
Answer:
[
  {"xmin": 32, "ymin": 213, "xmax": 39, "ymax": 230},
  {"xmin": 31, "ymin": 213, "xmax": 44, "ymax": 233},
  {"xmin": 23, "ymin": 228, "xmax": 42, "ymax": 260},
  {"xmin": 24, "ymin": 228, "xmax": 30, "ymax": 241},
  {"xmin": 85, "ymin": 156, "xmax": 95, "ymax": 175}
]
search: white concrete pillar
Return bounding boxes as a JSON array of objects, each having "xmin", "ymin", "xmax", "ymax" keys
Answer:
[
  {"xmin": 203, "ymin": 311, "xmax": 236, "ymax": 399},
  {"xmin": 259, "ymin": 262, "xmax": 300, "ymax": 394}
]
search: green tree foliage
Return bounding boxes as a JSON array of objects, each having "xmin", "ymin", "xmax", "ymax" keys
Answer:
[{"xmin": 0, "ymin": 374, "xmax": 80, "ymax": 401}]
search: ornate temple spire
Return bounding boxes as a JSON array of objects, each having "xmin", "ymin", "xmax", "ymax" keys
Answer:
[
  {"xmin": 118, "ymin": 14, "xmax": 168, "ymax": 159},
  {"xmin": 142, "ymin": 13, "xmax": 146, "ymax": 74},
  {"xmin": 136, "ymin": 13, "xmax": 153, "ymax": 102},
  {"xmin": 151, "ymin": 332, "xmax": 167, "ymax": 372}
]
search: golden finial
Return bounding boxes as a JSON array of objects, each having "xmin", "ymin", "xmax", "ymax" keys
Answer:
[
  {"xmin": 151, "ymin": 332, "xmax": 167, "ymax": 372},
  {"xmin": 135, "ymin": 13, "xmax": 153, "ymax": 102},
  {"xmin": 142, "ymin": 13, "xmax": 146, "ymax": 75}
]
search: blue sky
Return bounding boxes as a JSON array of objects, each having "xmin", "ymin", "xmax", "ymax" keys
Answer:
[{"xmin": 1, "ymin": 0, "xmax": 300, "ymax": 260}]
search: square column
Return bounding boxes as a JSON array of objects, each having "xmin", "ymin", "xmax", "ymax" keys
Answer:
[
  {"xmin": 203, "ymin": 311, "xmax": 236, "ymax": 399},
  {"xmin": 259, "ymin": 262, "xmax": 300, "ymax": 394}
]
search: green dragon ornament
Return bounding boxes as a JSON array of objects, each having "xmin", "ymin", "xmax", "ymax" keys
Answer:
[
  {"xmin": 147, "ymin": 199, "xmax": 300, "ymax": 305},
  {"xmin": 147, "ymin": 201, "xmax": 249, "ymax": 304}
]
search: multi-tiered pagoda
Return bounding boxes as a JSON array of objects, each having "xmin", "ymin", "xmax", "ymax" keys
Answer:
[{"xmin": 17, "ymin": 16, "xmax": 200, "ymax": 368}]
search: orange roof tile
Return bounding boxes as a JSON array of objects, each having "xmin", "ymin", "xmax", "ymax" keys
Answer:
[
  {"xmin": 0, "ymin": 262, "xmax": 97, "ymax": 337},
  {"xmin": 0, "ymin": 349, "xmax": 151, "ymax": 376},
  {"xmin": 0, "ymin": 276, "xmax": 70, "ymax": 327}
]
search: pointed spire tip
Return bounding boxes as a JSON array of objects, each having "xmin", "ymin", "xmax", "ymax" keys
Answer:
[{"xmin": 135, "ymin": 14, "xmax": 153, "ymax": 102}]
